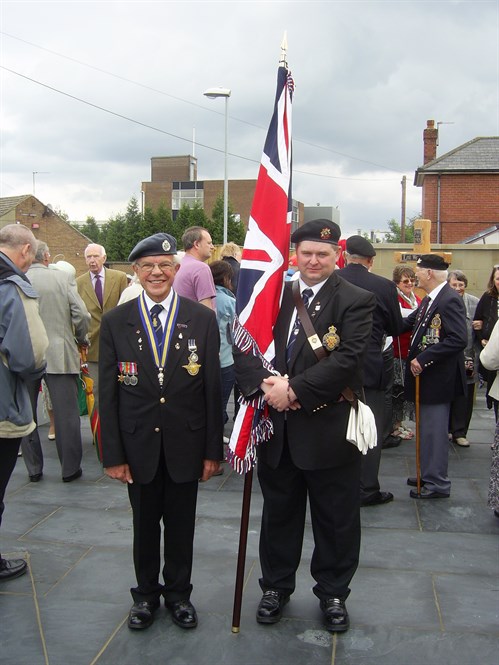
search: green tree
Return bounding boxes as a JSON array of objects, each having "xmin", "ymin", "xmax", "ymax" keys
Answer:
[
  {"xmin": 210, "ymin": 196, "xmax": 246, "ymax": 245},
  {"xmin": 123, "ymin": 196, "xmax": 143, "ymax": 252},
  {"xmin": 105, "ymin": 213, "xmax": 127, "ymax": 260},
  {"xmin": 384, "ymin": 215, "xmax": 419, "ymax": 243},
  {"xmin": 78, "ymin": 216, "xmax": 101, "ymax": 243}
]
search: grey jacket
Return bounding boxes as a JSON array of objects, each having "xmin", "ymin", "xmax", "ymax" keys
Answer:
[
  {"xmin": 27, "ymin": 264, "xmax": 89, "ymax": 374},
  {"xmin": 0, "ymin": 253, "xmax": 48, "ymax": 438}
]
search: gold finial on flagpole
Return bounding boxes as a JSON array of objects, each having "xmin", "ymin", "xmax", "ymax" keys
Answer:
[{"xmin": 279, "ymin": 31, "xmax": 288, "ymax": 68}]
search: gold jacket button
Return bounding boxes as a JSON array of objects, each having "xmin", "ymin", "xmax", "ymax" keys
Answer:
[
  {"xmin": 154, "ymin": 427, "xmax": 160, "ymax": 433},
  {"xmin": 160, "ymin": 397, "xmax": 166, "ymax": 404}
]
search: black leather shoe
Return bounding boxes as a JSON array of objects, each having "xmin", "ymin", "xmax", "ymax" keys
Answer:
[
  {"xmin": 320, "ymin": 597, "xmax": 350, "ymax": 632},
  {"xmin": 407, "ymin": 477, "xmax": 426, "ymax": 487},
  {"xmin": 360, "ymin": 491, "xmax": 394, "ymax": 507},
  {"xmin": 410, "ymin": 487, "xmax": 449, "ymax": 499},
  {"xmin": 62, "ymin": 469, "xmax": 82, "ymax": 483},
  {"xmin": 256, "ymin": 590, "xmax": 290, "ymax": 624},
  {"xmin": 166, "ymin": 600, "xmax": 198, "ymax": 629},
  {"xmin": 29, "ymin": 473, "xmax": 43, "ymax": 482},
  {"xmin": 382, "ymin": 435, "xmax": 401, "ymax": 449},
  {"xmin": 127, "ymin": 600, "xmax": 160, "ymax": 630},
  {"xmin": 0, "ymin": 558, "xmax": 27, "ymax": 582}
]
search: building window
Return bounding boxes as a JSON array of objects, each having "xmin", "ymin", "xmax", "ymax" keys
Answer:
[{"xmin": 172, "ymin": 181, "xmax": 204, "ymax": 211}]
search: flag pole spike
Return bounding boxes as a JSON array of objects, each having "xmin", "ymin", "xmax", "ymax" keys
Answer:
[{"xmin": 279, "ymin": 31, "xmax": 288, "ymax": 68}]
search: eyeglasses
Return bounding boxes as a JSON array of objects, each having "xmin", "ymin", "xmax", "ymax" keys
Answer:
[
  {"xmin": 400, "ymin": 278, "xmax": 416, "ymax": 284},
  {"xmin": 136, "ymin": 262, "xmax": 174, "ymax": 273}
]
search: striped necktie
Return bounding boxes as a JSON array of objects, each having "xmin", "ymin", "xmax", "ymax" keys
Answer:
[
  {"xmin": 286, "ymin": 288, "xmax": 313, "ymax": 364},
  {"xmin": 150, "ymin": 304, "xmax": 164, "ymax": 350}
]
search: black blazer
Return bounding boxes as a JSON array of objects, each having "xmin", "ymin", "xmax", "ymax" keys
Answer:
[
  {"xmin": 404, "ymin": 283, "xmax": 467, "ymax": 404},
  {"xmin": 99, "ymin": 294, "xmax": 224, "ymax": 484},
  {"xmin": 235, "ymin": 272, "xmax": 375, "ymax": 470},
  {"xmin": 336, "ymin": 263, "xmax": 404, "ymax": 389}
]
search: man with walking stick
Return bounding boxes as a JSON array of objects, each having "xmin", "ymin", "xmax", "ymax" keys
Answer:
[
  {"xmin": 404, "ymin": 255, "xmax": 467, "ymax": 499},
  {"xmin": 234, "ymin": 219, "xmax": 375, "ymax": 632}
]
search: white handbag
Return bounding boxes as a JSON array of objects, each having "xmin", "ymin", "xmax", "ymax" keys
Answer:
[{"xmin": 346, "ymin": 400, "xmax": 378, "ymax": 455}]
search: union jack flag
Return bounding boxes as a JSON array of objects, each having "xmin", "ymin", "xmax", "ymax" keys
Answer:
[{"xmin": 227, "ymin": 65, "xmax": 294, "ymax": 473}]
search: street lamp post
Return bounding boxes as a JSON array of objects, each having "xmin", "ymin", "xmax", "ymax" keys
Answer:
[{"xmin": 203, "ymin": 87, "xmax": 231, "ymax": 244}]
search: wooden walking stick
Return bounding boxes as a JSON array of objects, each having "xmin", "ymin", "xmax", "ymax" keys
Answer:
[{"xmin": 415, "ymin": 374, "xmax": 421, "ymax": 495}]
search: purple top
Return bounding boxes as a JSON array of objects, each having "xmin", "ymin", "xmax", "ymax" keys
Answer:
[{"xmin": 174, "ymin": 254, "xmax": 216, "ymax": 310}]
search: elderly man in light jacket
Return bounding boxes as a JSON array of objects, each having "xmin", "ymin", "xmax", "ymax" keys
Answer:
[{"xmin": 0, "ymin": 224, "xmax": 48, "ymax": 581}]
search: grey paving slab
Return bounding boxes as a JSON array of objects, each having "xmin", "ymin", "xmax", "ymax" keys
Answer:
[{"xmin": 0, "ymin": 392, "xmax": 497, "ymax": 665}]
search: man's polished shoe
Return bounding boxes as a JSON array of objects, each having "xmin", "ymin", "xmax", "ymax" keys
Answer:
[
  {"xmin": 29, "ymin": 473, "xmax": 43, "ymax": 483},
  {"xmin": 127, "ymin": 600, "xmax": 160, "ymax": 630},
  {"xmin": 453, "ymin": 436, "xmax": 470, "ymax": 447},
  {"xmin": 382, "ymin": 435, "xmax": 401, "ymax": 449},
  {"xmin": 407, "ymin": 477, "xmax": 426, "ymax": 487},
  {"xmin": 62, "ymin": 468, "xmax": 82, "ymax": 483},
  {"xmin": 256, "ymin": 590, "xmax": 290, "ymax": 624},
  {"xmin": 0, "ymin": 558, "xmax": 27, "ymax": 582},
  {"xmin": 410, "ymin": 487, "xmax": 450, "ymax": 499},
  {"xmin": 166, "ymin": 600, "xmax": 198, "ymax": 629},
  {"xmin": 320, "ymin": 597, "xmax": 350, "ymax": 632},
  {"xmin": 360, "ymin": 491, "xmax": 394, "ymax": 507}
]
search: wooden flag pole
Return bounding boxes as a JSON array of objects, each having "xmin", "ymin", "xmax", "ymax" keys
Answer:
[{"xmin": 231, "ymin": 468, "xmax": 254, "ymax": 633}]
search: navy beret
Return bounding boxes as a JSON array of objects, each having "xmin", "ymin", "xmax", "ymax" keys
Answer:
[
  {"xmin": 417, "ymin": 254, "xmax": 449, "ymax": 270},
  {"xmin": 291, "ymin": 219, "xmax": 341, "ymax": 245},
  {"xmin": 345, "ymin": 235, "xmax": 376, "ymax": 258},
  {"xmin": 128, "ymin": 233, "xmax": 177, "ymax": 262}
]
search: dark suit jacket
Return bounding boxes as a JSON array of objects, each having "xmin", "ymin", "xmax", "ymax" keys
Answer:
[
  {"xmin": 235, "ymin": 272, "xmax": 375, "ymax": 470},
  {"xmin": 404, "ymin": 283, "xmax": 467, "ymax": 404},
  {"xmin": 336, "ymin": 263, "xmax": 404, "ymax": 389},
  {"xmin": 99, "ymin": 293, "xmax": 223, "ymax": 484},
  {"xmin": 77, "ymin": 268, "xmax": 128, "ymax": 362}
]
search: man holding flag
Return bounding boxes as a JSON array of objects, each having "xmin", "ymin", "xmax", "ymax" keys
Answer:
[{"xmin": 234, "ymin": 219, "xmax": 375, "ymax": 632}]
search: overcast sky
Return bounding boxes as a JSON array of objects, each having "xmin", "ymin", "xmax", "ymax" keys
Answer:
[{"xmin": 1, "ymin": 0, "xmax": 497, "ymax": 238}]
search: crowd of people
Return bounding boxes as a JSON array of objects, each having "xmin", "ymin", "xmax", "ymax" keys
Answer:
[{"xmin": 0, "ymin": 220, "xmax": 497, "ymax": 635}]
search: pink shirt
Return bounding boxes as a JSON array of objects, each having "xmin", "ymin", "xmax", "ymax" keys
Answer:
[{"xmin": 174, "ymin": 254, "xmax": 216, "ymax": 310}]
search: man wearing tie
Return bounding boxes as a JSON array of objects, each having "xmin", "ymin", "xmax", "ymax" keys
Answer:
[
  {"xmin": 99, "ymin": 233, "xmax": 223, "ymax": 631},
  {"xmin": 404, "ymin": 254, "xmax": 467, "ymax": 499},
  {"xmin": 234, "ymin": 219, "xmax": 375, "ymax": 633},
  {"xmin": 76, "ymin": 244, "xmax": 127, "ymax": 405}
]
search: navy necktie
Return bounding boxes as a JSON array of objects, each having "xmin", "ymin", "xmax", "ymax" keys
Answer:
[
  {"xmin": 286, "ymin": 288, "xmax": 313, "ymax": 363},
  {"xmin": 150, "ymin": 304, "xmax": 164, "ymax": 349},
  {"xmin": 94, "ymin": 274, "xmax": 103, "ymax": 308},
  {"xmin": 411, "ymin": 295, "xmax": 431, "ymax": 343}
]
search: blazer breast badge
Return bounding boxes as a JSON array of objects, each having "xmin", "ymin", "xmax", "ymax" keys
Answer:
[{"xmin": 322, "ymin": 326, "xmax": 340, "ymax": 351}]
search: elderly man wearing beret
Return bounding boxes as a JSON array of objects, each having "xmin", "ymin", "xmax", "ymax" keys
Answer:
[
  {"xmin": 99, "ymin": 233, "xmax": 223, "ymax": 631},
  {"xmin": 234, "ymin": 219, "xmax": 375, "ymax": 633},
  {"xmin": 404, "ymin": 254, "xmax": 467, "ymax": 498}
]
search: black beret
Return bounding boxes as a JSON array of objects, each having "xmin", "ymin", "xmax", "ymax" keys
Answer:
[
  {"xmin": 128, "ymin": 233, "xmax": 177, "ymax": 262},
  {"xmin": 291, "ymin": 219, "xmax": 341, "ymax": 245},
  {"xmin": 417, "ymin": 254, "xmax": 449, "ymax": 270},
  {"xmin": 345, "ymin": 235, "xmax": 376, "ymax": 258}
]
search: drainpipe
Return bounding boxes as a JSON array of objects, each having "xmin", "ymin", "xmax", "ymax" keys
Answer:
[{"xmin": 436, "ymin": 174, "xmax": 441, "ymax": 244}]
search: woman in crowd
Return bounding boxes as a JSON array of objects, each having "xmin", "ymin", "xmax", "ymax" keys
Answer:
[
  {"xmin": 210, "ymin": 260, "xmax": 236, "ymax": 428},
  {"xmin": 220, "ymin": 242, "xmax": 241, "ymax": 294},
  {"xmin": 447, "ymin": 270, "xmax": 480, "ymax": 446},
  {"xmin": 479, "ymin": 319, "xmax": 499, "ymax": 518},
  {"xmin": 473, "ymin": 265, "xmax": 499, "ymax": 416},
  {"xmin": 391, "ymin": 265, "xmax": 421, "ymax": 439}
]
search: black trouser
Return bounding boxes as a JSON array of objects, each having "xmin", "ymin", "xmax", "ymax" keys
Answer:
[
  {"xmin": 0, "ymin": 437, "xmax": 22, "ymax": 561},
  {"xmin": 257, "ymin": 438, "xmax": 361, "ymax": 601}
]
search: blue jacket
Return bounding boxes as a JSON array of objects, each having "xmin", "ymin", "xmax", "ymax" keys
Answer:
[{"xmin": 215, "ymin": 285, "xmax": 236, "ymax": 368}]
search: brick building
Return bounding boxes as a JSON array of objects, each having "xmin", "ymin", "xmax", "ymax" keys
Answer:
[
  {"xmin": 414, "ymin": 120, "xmax": 499, "ymax": 243},
  {"xmin": 0, "ymin": 195, "xmax": 91, "ymax": 275},
  {"xmin": 141, "ymin": 155, "xmax": 303, "ymax": 233}
]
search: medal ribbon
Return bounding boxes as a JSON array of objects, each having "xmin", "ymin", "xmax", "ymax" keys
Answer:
[{"xmin": 139, "ymin": 291, "xmax": 180, "ymax": 370}]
